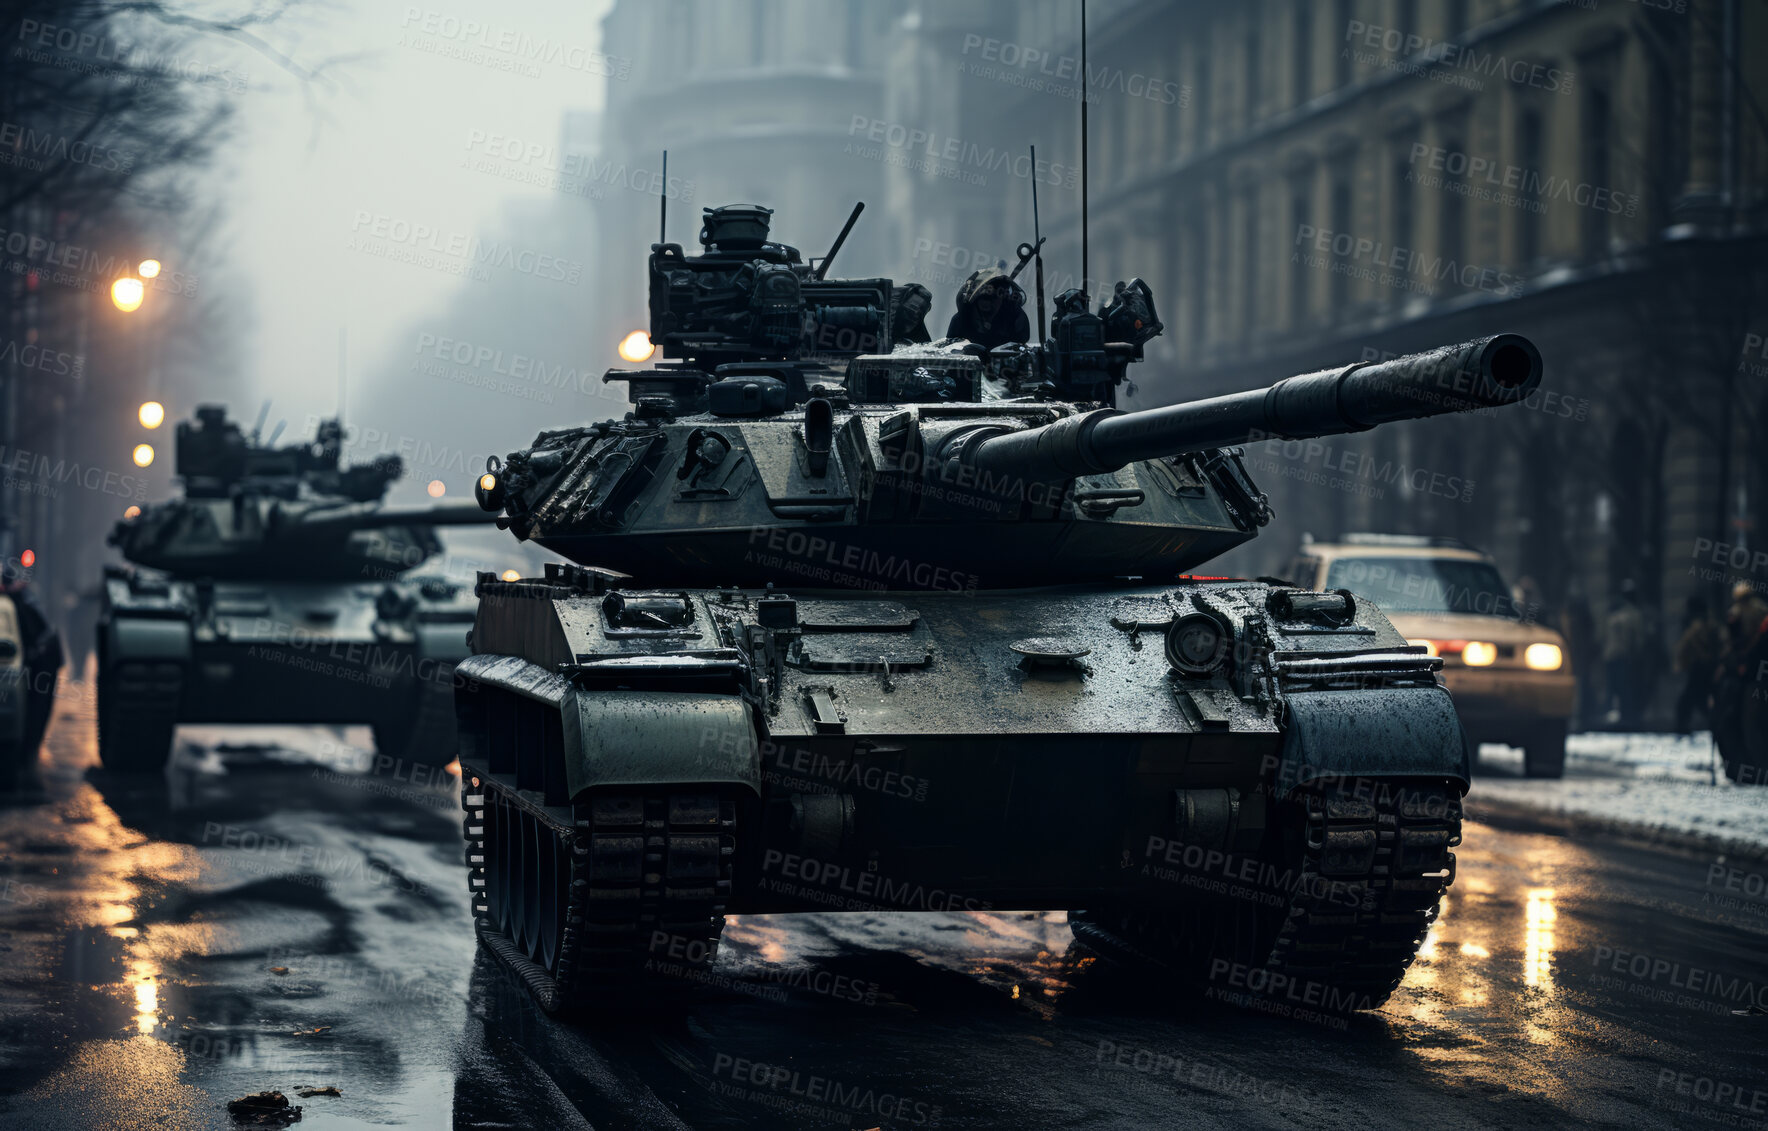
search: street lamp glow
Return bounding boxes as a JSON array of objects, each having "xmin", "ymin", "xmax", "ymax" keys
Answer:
[
  {"xmin": 427, "ymin": 479, "xmax": 446, "ymax": 498},
  {"xmin": 19, "ymin": 550, "xmax": 34, "ymax": 569},
  {"xmin": 124, "ymin": 505, "xmax": 141, "ymax": 520},
  {"xmin": 500, "ymin": 569, "xmax": 521, "ymax": 582},
  {"xmin": 110, "ymin": 277, "xmax": 145, "ymax": 312},
  {"xmin": 132, "ymin": 443, "xmax": 155, "ymax": 468},
  {"xmin": 138, "ymin": 401, "xmax": 165, "ymax": 429},
  {"xmin": 137, "ymin": 259, "xmax": 162, "ymax": 279},
  {"xmin": 618, "ymin": 329, "xmax": 655, "ymax": 363}
]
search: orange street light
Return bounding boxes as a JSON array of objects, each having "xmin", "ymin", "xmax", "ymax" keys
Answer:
[{"xmin": 111, "ymin": 277, "xmax": 145, "ymax": 313}]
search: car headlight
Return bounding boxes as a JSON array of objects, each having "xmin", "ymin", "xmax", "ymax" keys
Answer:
[
  {"xmin": 1406, "ymin": 638, "xmax": 1439, "ymax": 657},
  {"xmin": 1462, "ymin": 641, "xmax": 1498, "ymax": 667},
  {"xmin": 1524, "ymin": 642, "xmax": 1563, "ymax": 671}
]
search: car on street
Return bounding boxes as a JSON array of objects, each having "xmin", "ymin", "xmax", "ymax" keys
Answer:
[{"xmin": 1282, "ymin": 534, "xmax": 1575, "ymax": 777}]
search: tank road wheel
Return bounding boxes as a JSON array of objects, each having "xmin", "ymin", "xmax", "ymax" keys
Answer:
[
  {"xmin": 461, "ymin": 776, "xmax": 736, "ymax": 1014},
  {"xmin": 374, "ymin": 678, "xmax": 460, "ymax": 769},
  {"xmin": 1521, "ymin": 721, "xmax": 1568, "ymax": 779},
  {"xmin": 1072, "ymin": 778, "xmax": 1461, "ymax": 1012},
  {"xmin": 95, "ymin": 662, "xmax": 179, "ymax": 774}
]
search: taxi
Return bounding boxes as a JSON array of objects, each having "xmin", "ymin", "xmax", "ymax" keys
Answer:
[{"xmin": 1282, "ymin": 534, "xmax": 1574, "ymax": 777}]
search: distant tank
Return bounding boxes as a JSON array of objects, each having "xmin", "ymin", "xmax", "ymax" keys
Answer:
[
  {"xmin": 97, "ymin": 406, "xmax": 496, "ymax": 773},
  {"xmin": 453, "ymin": 202, "xmax": 1544, "ymax": 1014}
]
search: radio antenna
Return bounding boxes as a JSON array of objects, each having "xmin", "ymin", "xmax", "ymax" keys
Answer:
[
  {"xmin": 1080, "ymin": 0, "xmax": 1090, "ymax": 307},
  {"xmin": 1030, "ymin": 144, "xmax": 1047, "ymax": 343},
  {"xmin": 336, "ymin": 326, "xmax": 347, "ymax": 431},
  {"xmin": 814, "ymin": 201, "xmax": 865, "ymax": 281},
  {"xmin": 659, "ymin": 149, "xmax": 668, "ymax": 245}
]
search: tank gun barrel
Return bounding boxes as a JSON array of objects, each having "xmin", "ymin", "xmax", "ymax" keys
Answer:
[
  {"xmin": 272, "ymin": 499, "xmax": 498, "ymax": 539},
  {"xmin": 963, "ymin": 334, "xmax": 1543, "ymax": 483}
]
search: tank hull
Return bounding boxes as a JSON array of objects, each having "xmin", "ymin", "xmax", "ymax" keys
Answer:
[
  {"xmin": 96, "ymin": 567, "xmax": 476, "ymax": 771},
  {"xmin": 455, "ymin": 572, "xmax": 1466, "ymax": 1012}
]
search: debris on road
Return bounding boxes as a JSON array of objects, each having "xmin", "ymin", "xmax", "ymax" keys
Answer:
[
  {"xmin": 226, "ymin": 1091, "xmax": 303, "ymax": 1126},
  {"xmin": 269, "ymin": 966, "xmax": 289, "ymax": 975},
  {"xmin": 296, "ymin": 1086, "xmax": 341, "ymax": 1098}
]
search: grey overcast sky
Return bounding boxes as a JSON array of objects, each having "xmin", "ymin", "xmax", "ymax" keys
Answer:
[{"xmin": 210, "ymin": 0, "xmax": 613, "ymax": 430}]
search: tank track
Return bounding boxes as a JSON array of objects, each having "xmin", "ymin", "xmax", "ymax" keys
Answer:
[
  {"xmin": 95, "ymin": 659, "xmax": 182, "ymax": 772},
  {"xmin": 1073, "ymin": 777, "xmax": 1460, "ymax": 1010},
  {"xmin": 461, "ymin": 771, "xmax": 736, "ymax": 1013},
  {"xmin": 376, "ymin": 673, "xmax": 459, "ymax": 768}
]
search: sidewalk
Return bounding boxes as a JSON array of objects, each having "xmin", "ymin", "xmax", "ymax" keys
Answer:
[{"xmin": 1469, "ymin": 732, "xmax": 1768, "ymax": 861}]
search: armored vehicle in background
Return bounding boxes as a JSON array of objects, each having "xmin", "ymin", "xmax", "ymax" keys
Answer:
[
  {"xmin": 454, "ymin": 202, "xmax": 1546, "ymax": 1015},
  {"xmin": 97, "ymin": 406, "xmax": 496, "ymax": 773}
]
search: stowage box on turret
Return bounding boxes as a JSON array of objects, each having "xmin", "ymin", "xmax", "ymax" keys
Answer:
[
  {"xmin": 454, "ymin": 204, "xmax": 1545, "ymax": 1015},
  {"xmin": 97, "ymin": 407, "xmax": 496, "ymax": 772}
]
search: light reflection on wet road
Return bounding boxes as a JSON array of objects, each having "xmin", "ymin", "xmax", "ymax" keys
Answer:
[{"xmin": 1, "ymin": 681, "xmax": 1764, "ymax": 1129}]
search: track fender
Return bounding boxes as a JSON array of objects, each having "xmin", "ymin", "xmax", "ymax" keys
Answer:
[
  {"xmin": 1276, "ymin": 686, "xmax": 1470, "ymax": 794},
  {"xmin": 562, "ymin": 689, "xmax": 760, "ymax": 800},
  {"xmin": 103, "ymin": 615, "xmax": 192, "ymax": 664}
]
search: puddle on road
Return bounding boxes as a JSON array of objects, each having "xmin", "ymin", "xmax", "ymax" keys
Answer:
[{"xmin": 0, "ymin": 696, "xmax": 473, "ymax": 1130}]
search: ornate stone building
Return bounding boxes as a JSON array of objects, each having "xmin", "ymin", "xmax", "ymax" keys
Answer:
[
  {"xmin": 895, "ymin": 0, "xmax": 1768, "ymax": 653},
  {"xmin": 586, "ymin": 0, "xmax": 1768, "ymax": 671}
]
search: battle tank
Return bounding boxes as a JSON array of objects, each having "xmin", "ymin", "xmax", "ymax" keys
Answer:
[
  {"xmin": 453, "ymin": 203, "xmax": 1544, "ymax": 1014},
  {"xmin": 97, "ymin": 406, "xmax": 496, "ymax": 773}
]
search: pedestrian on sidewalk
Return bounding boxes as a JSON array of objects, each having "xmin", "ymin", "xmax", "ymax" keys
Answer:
[
  {"xmin": 1673, "ymin": 595, "xmax": 1723, "ymax": 735},
  {"xmin": 1602, "ymin": 579, "xmax": 1647, "ymax": 729}
]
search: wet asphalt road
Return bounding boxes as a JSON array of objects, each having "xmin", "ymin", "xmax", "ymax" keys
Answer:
[{"xmin": 0, "ymin": 681, "xmax": 1765, "ymax": 1130}]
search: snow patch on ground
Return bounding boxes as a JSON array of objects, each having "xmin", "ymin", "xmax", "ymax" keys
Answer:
[{"xmin": 1470, "ymin": 732, "xmax": 1768, "ymax": 856}]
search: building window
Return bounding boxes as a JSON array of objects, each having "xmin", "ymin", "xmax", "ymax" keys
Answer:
[
  {"xmin": 1517, "ymin": 107, "xmax": 1543, "ymax": 264},
  {"xmin": 844, "ymin": 0, "xmax": 865, "ymax": 70},
  {"xmin": 1242, "ymin": 191, "xmax": 1261, "ymax": 340},
  {"xmin": 1335, "ymin": 0, "xmax": 1355, "ymax": 87},
  {"xmin": 1329, "ymin": 167, "xmax": 1353, "ymax": 314},
  {"xmin": 1169, "ymin": 63, "xmax": 1185, "ymax": 157},
  {"xmin": 1439, "ymin": 126, "xmax": 1466, "ymax": 281},
  {"xmin": 1294, "ymin": 5, "xmax": 1312, "ymax": 106},
  {"xmin": 1583, "ymin": 85, "xmax": 1612, "ymax": 257},
  {"xmin": 1393, "ymin": 148, "xmax": 1414, "ymax": 258},
  {"xmin": 1245, "ymin": 26, "xmax": 1261, "ymax": 129},
  {"xmin": 1190, "ymin": 217, "xmax": 1210, "ymax": 355},
  {"xmin": 751, "ymin": 0, "xmax": 771, "ymax": 65},
  {"xmin": 1194, "ymin": 36, "xmax": 1212, "ymax": 150},
  {"xmin": 1290, "ymin": 181, "xmax": 1312, "ymax": 327}
]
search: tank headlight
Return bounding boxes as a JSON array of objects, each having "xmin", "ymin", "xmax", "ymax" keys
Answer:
[
  {"xmin": 618, "ymin": 329, "xmax": 655, "ymax": 363},
  {"xmin": 1166, "ymin": 612, "xmax": 1232, "ymax": 678},
  {"xmin": 1406, "ymin": 638, "xmax": 1439, "ymax": 657},
  {"xmin": 475, "ymin": 467, "xmax": 504, "ymax": 512},
  {"xmin": 1524, "ymin": 642, "xmax": 1563, "ymax": 671},
  {"xmin": 1462, "ymin": 641, "xmax": 1498, "ymax": 667}
]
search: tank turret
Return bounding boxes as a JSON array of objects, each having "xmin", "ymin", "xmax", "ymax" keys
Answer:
[
  {"xmin": 111, "ymin": 406, "xmax": 495, "ymax": 581},
  {"xmin": 479, "ymin": 335, "xmax": 1539, "ymax": 589}
]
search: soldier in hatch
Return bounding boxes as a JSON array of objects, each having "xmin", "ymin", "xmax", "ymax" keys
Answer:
[
  {"xmin": 890, "ymin": 283, "xmax": 933, "ymax": 346},
  {"xmin": 946, "ymin": 267, "xmax": 1030, "ymax": 349}
]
